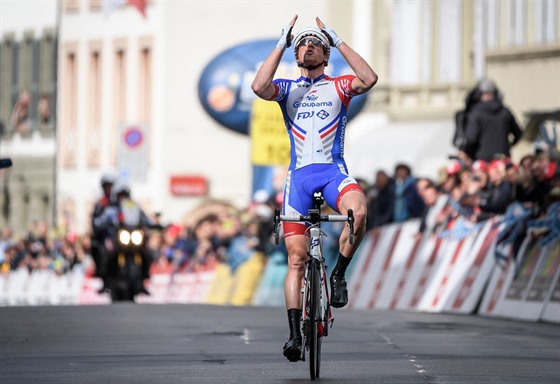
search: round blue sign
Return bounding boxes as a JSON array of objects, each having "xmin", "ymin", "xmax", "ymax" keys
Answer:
[
  {"xmin": 123, "ymin": 127, "xmax": 143, "ymax": 148},
  {"xmin": 198, "ymin": 39, "xmax": 368, "ymax": 135}
]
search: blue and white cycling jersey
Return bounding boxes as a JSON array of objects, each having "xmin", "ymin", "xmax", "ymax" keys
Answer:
[
  {"xmin": 271, "ymin": 74, "xmax": 363, "ymax": 234},
  {"xmin": 272, "ymin": 74, "xmax": 358, "ymax": 171}
]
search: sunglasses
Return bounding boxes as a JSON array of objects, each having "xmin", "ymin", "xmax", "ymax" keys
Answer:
[{"xmin": 297, "ymin": 37, "xmax": 326, "ymax": 48}]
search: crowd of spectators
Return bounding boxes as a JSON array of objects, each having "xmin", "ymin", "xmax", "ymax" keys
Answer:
[
  {"xmin": 364, "ymin": 150, "xmax": 559, "ymax": 241},
  {"xmin": 2, "ymin": 147, "xmax": 557, "ymax": 281},
  {"xmin": 0, "ymin": 191, "xmax": 280, "ymax": 280}
]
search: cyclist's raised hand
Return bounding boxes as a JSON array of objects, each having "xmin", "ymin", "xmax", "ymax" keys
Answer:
[
  {"xmin": 315, "ymin": 17, "xmax": 342, "ymax": 48},
  {"xmin": 276, "ymin": 15, "xmax": 298, "ymax": 51}
]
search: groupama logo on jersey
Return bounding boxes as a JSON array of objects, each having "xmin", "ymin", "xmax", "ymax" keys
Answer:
[{"xmin": 198, "ymin": 39, "xmax": 368, "ymax": 135}]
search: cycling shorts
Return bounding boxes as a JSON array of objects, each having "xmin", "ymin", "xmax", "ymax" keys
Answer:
[{"xmin": 282, "ymin": 163, "xmax": 364, "ymax": 237}]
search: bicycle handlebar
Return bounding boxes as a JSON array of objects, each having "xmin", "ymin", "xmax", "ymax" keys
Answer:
[
  {"xmin": 279, "ymin": 214, "xmax": 349, "ymax": 222},
  {"xmin": 273, "ymin": 209, "xmax": 355, "ymax": 245}
]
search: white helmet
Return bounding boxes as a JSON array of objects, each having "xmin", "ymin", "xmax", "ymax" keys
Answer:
[
  {"xmin": 293, "ymin": 28, "xmax": 330, "ymax": 68},
  {"xmin": 114, "ymin": 182, "xmax": 131, "ymax": 196},
  {"xmin": 100, "ymin": 172, "xmax": 116, "ymax": 186}
]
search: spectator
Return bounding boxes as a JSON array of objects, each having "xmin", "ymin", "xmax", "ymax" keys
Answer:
[
  {"xmin": 416, "ymin": 178, "xmax": 448, "ymax": 235},
  {"xmin": 393, "ymin": 163, "xmax": 425, "ymax": 223},
  {"xmin": 517, "ymin": 154, "xmax": 554, "ymax": 215},
  {"xmin": 463, "ymin": 79, "xmax": 522, "ymax": 162},
  {"xmin": 10, "ymin": 91, "xmax": 31, "ymax": 135},
  {"xmin": 437, "ymin": 161, "xmax": 465, "ymax": 195},
  {"xmin": 0, "ymin": 226, "xmax": 14, "ymax": 263},
  {"xmin": 453, "ymin": 85, "xmax": 481, "ymax": 152},
  {"xmin": 365, "ymin": 170, "xmax": 395, "ymax": 230},
  {"xmin": 38, "ymin": 93, "xmax": 51, "ymax": 124},
  {"xmin": 478, "ymin": 160, "xmax": 514, "ymax": 218},
  {"xmin": 185, "ymin": 214, "xmax": 222, "ymax": 272}
]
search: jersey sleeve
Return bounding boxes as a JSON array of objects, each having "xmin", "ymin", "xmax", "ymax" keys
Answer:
[
  {"xmin": 271, "ymin": 78, "xmax": 290, "ymax": 102},
  {"xmin": 334, "ymin": 75, "xmax": 358, "ymax": 106}
]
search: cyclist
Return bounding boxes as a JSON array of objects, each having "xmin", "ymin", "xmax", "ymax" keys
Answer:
[{"xmin": 252, "ymin": 15, "xmax": 378, "ymax": 361}]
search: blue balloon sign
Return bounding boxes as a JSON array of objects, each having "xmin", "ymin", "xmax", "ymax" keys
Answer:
[{"xmin": 198, "ymin": 39, "xmax": 368, "ymax": 135}]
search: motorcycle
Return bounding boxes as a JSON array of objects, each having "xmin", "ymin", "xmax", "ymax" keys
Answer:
[{"xmin": 107, "ymin": 226, "xmax": 147, "ymax": 301}]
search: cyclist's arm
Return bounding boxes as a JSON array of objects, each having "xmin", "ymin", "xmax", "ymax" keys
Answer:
[
  {"xmin": 251, "ymin": 48, "xmax": 284, "ymax": 101},
  {"xmin": 337, "ymin": 42, "xmax": 378, "ymax": 95}
]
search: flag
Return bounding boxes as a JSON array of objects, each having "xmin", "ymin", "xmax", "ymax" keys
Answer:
[{"xmin": 127, "ymin": 0, "xmax": 147, "ymax": 17}]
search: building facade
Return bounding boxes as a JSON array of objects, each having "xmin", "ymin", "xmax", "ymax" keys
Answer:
[
  {"xmin": 0, "ymin": 0, "xmax": 58, "ymax": 234},
  {"xmin": 1, "ymin": 0, "xmax": 558, "ymax": 235}
]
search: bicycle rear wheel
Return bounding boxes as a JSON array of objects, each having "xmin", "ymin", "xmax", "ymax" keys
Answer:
[{"xmin": 308, "ymin": 259, "xmax": 321, "ymax": 380}]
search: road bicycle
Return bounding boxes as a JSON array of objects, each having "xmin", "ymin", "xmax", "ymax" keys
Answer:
[{"xmin": 273, "ymin": 192, "xmax": 354, "ymax": 380}]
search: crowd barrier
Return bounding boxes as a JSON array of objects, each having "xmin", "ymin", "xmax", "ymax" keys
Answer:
[
  {"xmin": 0, "ymin": 253, "xmax": 266, "ymax": 307},
  {"xmin": 343, "ymin": 217, "xmax": 559, "ymax": 323},
  {"xmin": 1, "ymin": 213, "xmax": 558, "ymax": 325}
]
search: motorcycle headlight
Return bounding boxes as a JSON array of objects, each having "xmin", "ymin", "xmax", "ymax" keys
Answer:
[
  {"xmin": 131, "ymin": 230, "xmax": 144, "ymax": 246},
  {"xmin": 118, "ymin": 230, "xmax": 131, "ymax": 245}
]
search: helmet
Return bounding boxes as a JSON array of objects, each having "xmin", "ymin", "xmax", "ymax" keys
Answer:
[
  {"xmin": 477, "ymin": 78, "xmax": 497, "ymax": 94},
  {"xmin": 292, "ymin": 28, "xmax": 330, "ymax": 67},
  {"xmin": 100, "ymin": 172, "xmax": 116, "ymax": 186},
  {"xmin": 114, "ymin": 182, "xmax": 131, "ymax": 196}
]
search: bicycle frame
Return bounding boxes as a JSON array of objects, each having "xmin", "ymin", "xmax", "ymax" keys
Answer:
[{"xmin": 303, "ymin": 225, "xmax": 333, "ymax": 339}]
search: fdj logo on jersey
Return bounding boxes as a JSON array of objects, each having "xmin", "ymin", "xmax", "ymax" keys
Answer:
[
  {"xmin": 297, "ymin": 110, "xmax": 330, "ymax": 120},
  {"xmin": 297, "ymin": 111, "xmax": 314, "ymax": 120}
]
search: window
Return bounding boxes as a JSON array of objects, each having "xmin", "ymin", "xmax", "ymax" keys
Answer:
[
  {"xmin": 61, "ymin": 44, "xmax": 79, "ymax": 167},
  {"xmin": 0, "ymin": 38, "xmax": 14, "ymax": 133},
  {"xmin": 138, "ymin": 46, "xmax": 152, "ymax": 123},
  {"xmin": 39, "ymin": 31, "xmax": 57, "ymax": 133},
  {"xmin": 87, "ymin": 45, "xmax": 102, "ymax": 166},
  {"xmin": 112, "ymin": 40, "xmax": 127, "ymax": 165}
]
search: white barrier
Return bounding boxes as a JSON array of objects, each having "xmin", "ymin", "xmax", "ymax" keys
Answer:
[
  {"xmin": 0, "ymin": 269, "xmax": 215, "ymax": 306},
  {"xmin": 479, "ymin": 236, "xmax": 560, "ymax": 322},
  {"xmin": 136, "ymin": 271, "xmax": 215, "ymax": 304},
  {"xmin": 0, "ymin": 269, "xmax": 110, "ymax": 306},
  {"xmin": 346, "ymin": 215, "xmax": 559, "ymax": 323},
  {"xmin": 420, "ymin": 219, "xmax": 500, "ymax": 313}
]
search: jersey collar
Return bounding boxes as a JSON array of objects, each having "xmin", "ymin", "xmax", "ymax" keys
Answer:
[{"xmin": 298, "ymin": 74, "xmax": 326, "ymax": 84}]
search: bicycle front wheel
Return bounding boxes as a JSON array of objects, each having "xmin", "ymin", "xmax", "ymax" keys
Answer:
[{"xmin": 308, "ymin": 258, "xmax": 321, "ymax": 380}]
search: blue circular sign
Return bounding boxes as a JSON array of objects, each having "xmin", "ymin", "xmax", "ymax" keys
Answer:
[
  {"xmin": 123, "ymin": 127, "xmax": 143, "ymax": 148},
  {"xmin": 198, "ymin": 39, "xmax": 368, "ymax": 135}
]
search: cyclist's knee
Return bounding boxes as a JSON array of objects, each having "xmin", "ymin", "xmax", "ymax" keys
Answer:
[{"xmin": 287, "ymin": 251, "xmax": 306, "ymax": 271}]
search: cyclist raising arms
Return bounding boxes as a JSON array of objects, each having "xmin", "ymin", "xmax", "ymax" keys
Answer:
[{"xmin": 252, "ymin": 15, "xmax": 378, "ymax": 362}]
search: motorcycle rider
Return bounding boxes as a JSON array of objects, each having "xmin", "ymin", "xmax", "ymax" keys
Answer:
[
  {"xmin": 91, "ymin": 173, "xmax": 117, "ymax": 293},
  {"xmin": 93, "ymin": 182, "xmax": 155, "ymax": 295}
]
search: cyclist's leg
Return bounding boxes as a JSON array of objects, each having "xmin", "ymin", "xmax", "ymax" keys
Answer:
[
  {"xmin": 284, "ymin": 235, "xmax": 307, "ymax": 309},
  {"xmin": 324, "ymin": 171, "xmax": 367, "ymax": 307},
  {"xmin": 282, "ymin": 170, "xmax": 314, "ymax": 361},
  {"xmin": 337, "ymin": 188, "xmax": 367, "ymax": 258},
  {"xmin": 322, "ymin": 170, "xmax": 367, "ymax": 259}
]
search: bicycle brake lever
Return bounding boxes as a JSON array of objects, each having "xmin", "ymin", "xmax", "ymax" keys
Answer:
[
  {"xmin": 273, "ymin": 209, "xmax": 281, "ymax": 245},
  {"xmin": 347, "ymin": 209, "xmax": 355, "ymax": 245}
]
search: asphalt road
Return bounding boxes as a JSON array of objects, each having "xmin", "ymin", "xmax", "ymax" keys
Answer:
[{"xmin": 1, "ymin": 304, "xmax": 559, "ymax": 384}]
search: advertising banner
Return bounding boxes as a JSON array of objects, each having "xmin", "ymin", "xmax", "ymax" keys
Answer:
[{"xmin": 198, "ymin": 39, "xmax": 368, "ymax": 135}]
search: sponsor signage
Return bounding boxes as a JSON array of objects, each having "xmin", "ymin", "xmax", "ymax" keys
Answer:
[
  {"xmin": 169, "ymin": 176, "xmax": 208, "ymax": 197},
  {"xmin": 198, "ymin": 39, "xmax": 368, "ymax": 135},
  {"xmin": 250, "ymin": 98, "xmax": 290, "ymax": 166}
]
